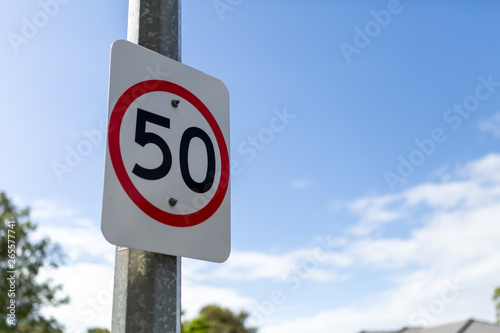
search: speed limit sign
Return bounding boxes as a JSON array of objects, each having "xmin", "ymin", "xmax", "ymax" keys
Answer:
[{"xmin": 101, "ymin": 40, "xmax": 230, "ymax": 263}]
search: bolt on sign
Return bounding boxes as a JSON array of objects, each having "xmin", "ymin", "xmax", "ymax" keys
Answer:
[{"xmin": 101, "ymin": 40, "xmax": 230, "ymax": 263}]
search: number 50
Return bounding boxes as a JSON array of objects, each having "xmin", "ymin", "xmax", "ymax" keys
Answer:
[{"xmin": 132, "ymin": 108, "xmax": 216, "ymax": 194}]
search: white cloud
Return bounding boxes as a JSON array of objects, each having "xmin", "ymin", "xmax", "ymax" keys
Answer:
[
  {"xmin": 22, "ymin": 153, "xmax": 500, "ymax": 333},
  {"xmin": 40, "ymin": 263, "xmax": 114, "ymax": 333},
  {"xmin": 345, "ymin": 202, "xmax": 500, "ymax": 270},
  {"xmin": 184, "ymin": 240, "xmax": 351, "ymax": 284},
  {"xmin": 37, "ymin": 224, "xmax": 115, "ymax": 264},
  {"xmin": 459, "ymin": 153, "xmax": 500, "ymax": 184},
  {"xmin": 31, "ymin": 200, "xmax": 115, "ymax": 264},
  {"xmin": 262, "ymin": 258, "xmax": 500, "ymax": 332},
  {"xmin": 31, "ymin": 199, "xmax": 76, "ymax": 221},
  {"xmin": 258, "ymin": 153, "xmax": 500, "ymax": 333},
  {"xmin": 212, "ymin": 250, "xmax": 311, "ymax": 281},
  {"xmin": 347, "ymin": 153, "xmax": 500, "ymax": 236},
  {"xmin": 479, "ymin": 112, "xmax": 500, "ymax": 138},
  {"xmin": 28, "ymin": 199, "xmax": 349, "ymax": 331},
  {"xmin": 260, "ymin": 258, "xmax": 500, "ymax": 333},
  {"xmin": 347, "ymin": 192, "xmax": 405, "ymax": 235},
  {"xmin": 181, "ymin": 279, "xmax": 256, "ymax": 320},
  {"xmin": 25, "ymin": 199, "xmax": 115, "ymax": 331}
]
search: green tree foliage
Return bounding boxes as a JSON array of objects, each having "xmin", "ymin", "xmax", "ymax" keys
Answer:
[
  {"xmin": 0, "ymin": 192, "xmax": 68, "ymax": 332},
  {"xmin": 182, "ymin": 304, "xmax": 257, "ymax": 333},
  {"xmin": 182, "ymin": 316, "xmax": 210, "ymax": 333},
  {"xmin": 17, "ymin": 319, "xmax": 64, "ymax": 333},
  {"xmin": 494, "ymin": 287, "xmax": 500, "ymax": 324},
  {"xmin": 87, "ymin": 328, "xmax": 111, "ymax": 333}
]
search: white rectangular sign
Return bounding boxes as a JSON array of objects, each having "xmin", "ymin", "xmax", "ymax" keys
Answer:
[{"xmin": 101, "ymin": 40, "xmax": 230, "ymax": 263}]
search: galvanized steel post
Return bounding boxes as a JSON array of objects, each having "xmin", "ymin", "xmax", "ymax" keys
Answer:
[{"xmin": 111, "ymin": 1, "xmax": 181, "ymax": 332}]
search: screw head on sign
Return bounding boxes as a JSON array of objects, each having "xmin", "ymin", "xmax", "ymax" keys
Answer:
[
  {"xmin": 168, "ymin": 198, "xmax": 178, "ymax": 207},
  {"xmin": 171, "ymin": 99, "xmax": 180, "ymax": 108}
]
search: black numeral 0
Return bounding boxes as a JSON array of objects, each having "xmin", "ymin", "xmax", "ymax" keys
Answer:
[
  {"xmin": 180, "ymin": 127, "xmax": 216, "ymax": 193},
  {"xmin": 132, "ymin": 108, "xmax": 216, "ymax": 194}
]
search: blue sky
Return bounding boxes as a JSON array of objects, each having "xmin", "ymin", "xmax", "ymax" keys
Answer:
[{"xmin": 2, "ymin": 1, "xmax": 500, "ymax": 332}]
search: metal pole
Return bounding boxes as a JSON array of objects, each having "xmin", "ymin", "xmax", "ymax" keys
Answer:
[
  {"xmin": 127, "ymin": 0, "xmax": 181, "ymax": 60},
  {"xmin": 111, "ymin": 1, "xmax": 181, "ymax": 332}
]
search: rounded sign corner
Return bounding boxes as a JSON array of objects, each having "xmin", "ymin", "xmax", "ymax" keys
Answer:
[
  {"xmin": 101, "ymin": 223, "xmax": 119, "ymax": 247},
  {"xmin": 215, "ymin": 247, "xmax": 231, "ymax": 263}
]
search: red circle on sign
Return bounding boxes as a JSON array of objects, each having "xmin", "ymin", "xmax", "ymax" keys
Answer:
[{"xmin": 108, "ymin": 80, "xmax": 229, "ymax": 227}]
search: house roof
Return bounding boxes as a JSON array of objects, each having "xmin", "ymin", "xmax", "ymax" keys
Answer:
[
  {"xmin": 358, "ymin": 319, "xmax": 500, "ymax": 333},
  {"xmin": 401, "ymin": 329, "xmax": 425, "ymax": 333},
  {"xmin": 420, "ymin": 320, "xmax": 471, "ymax": 333},
  {"xmin": 459, "ymin": 320, "xmax": 500, "ymax": 333}
]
